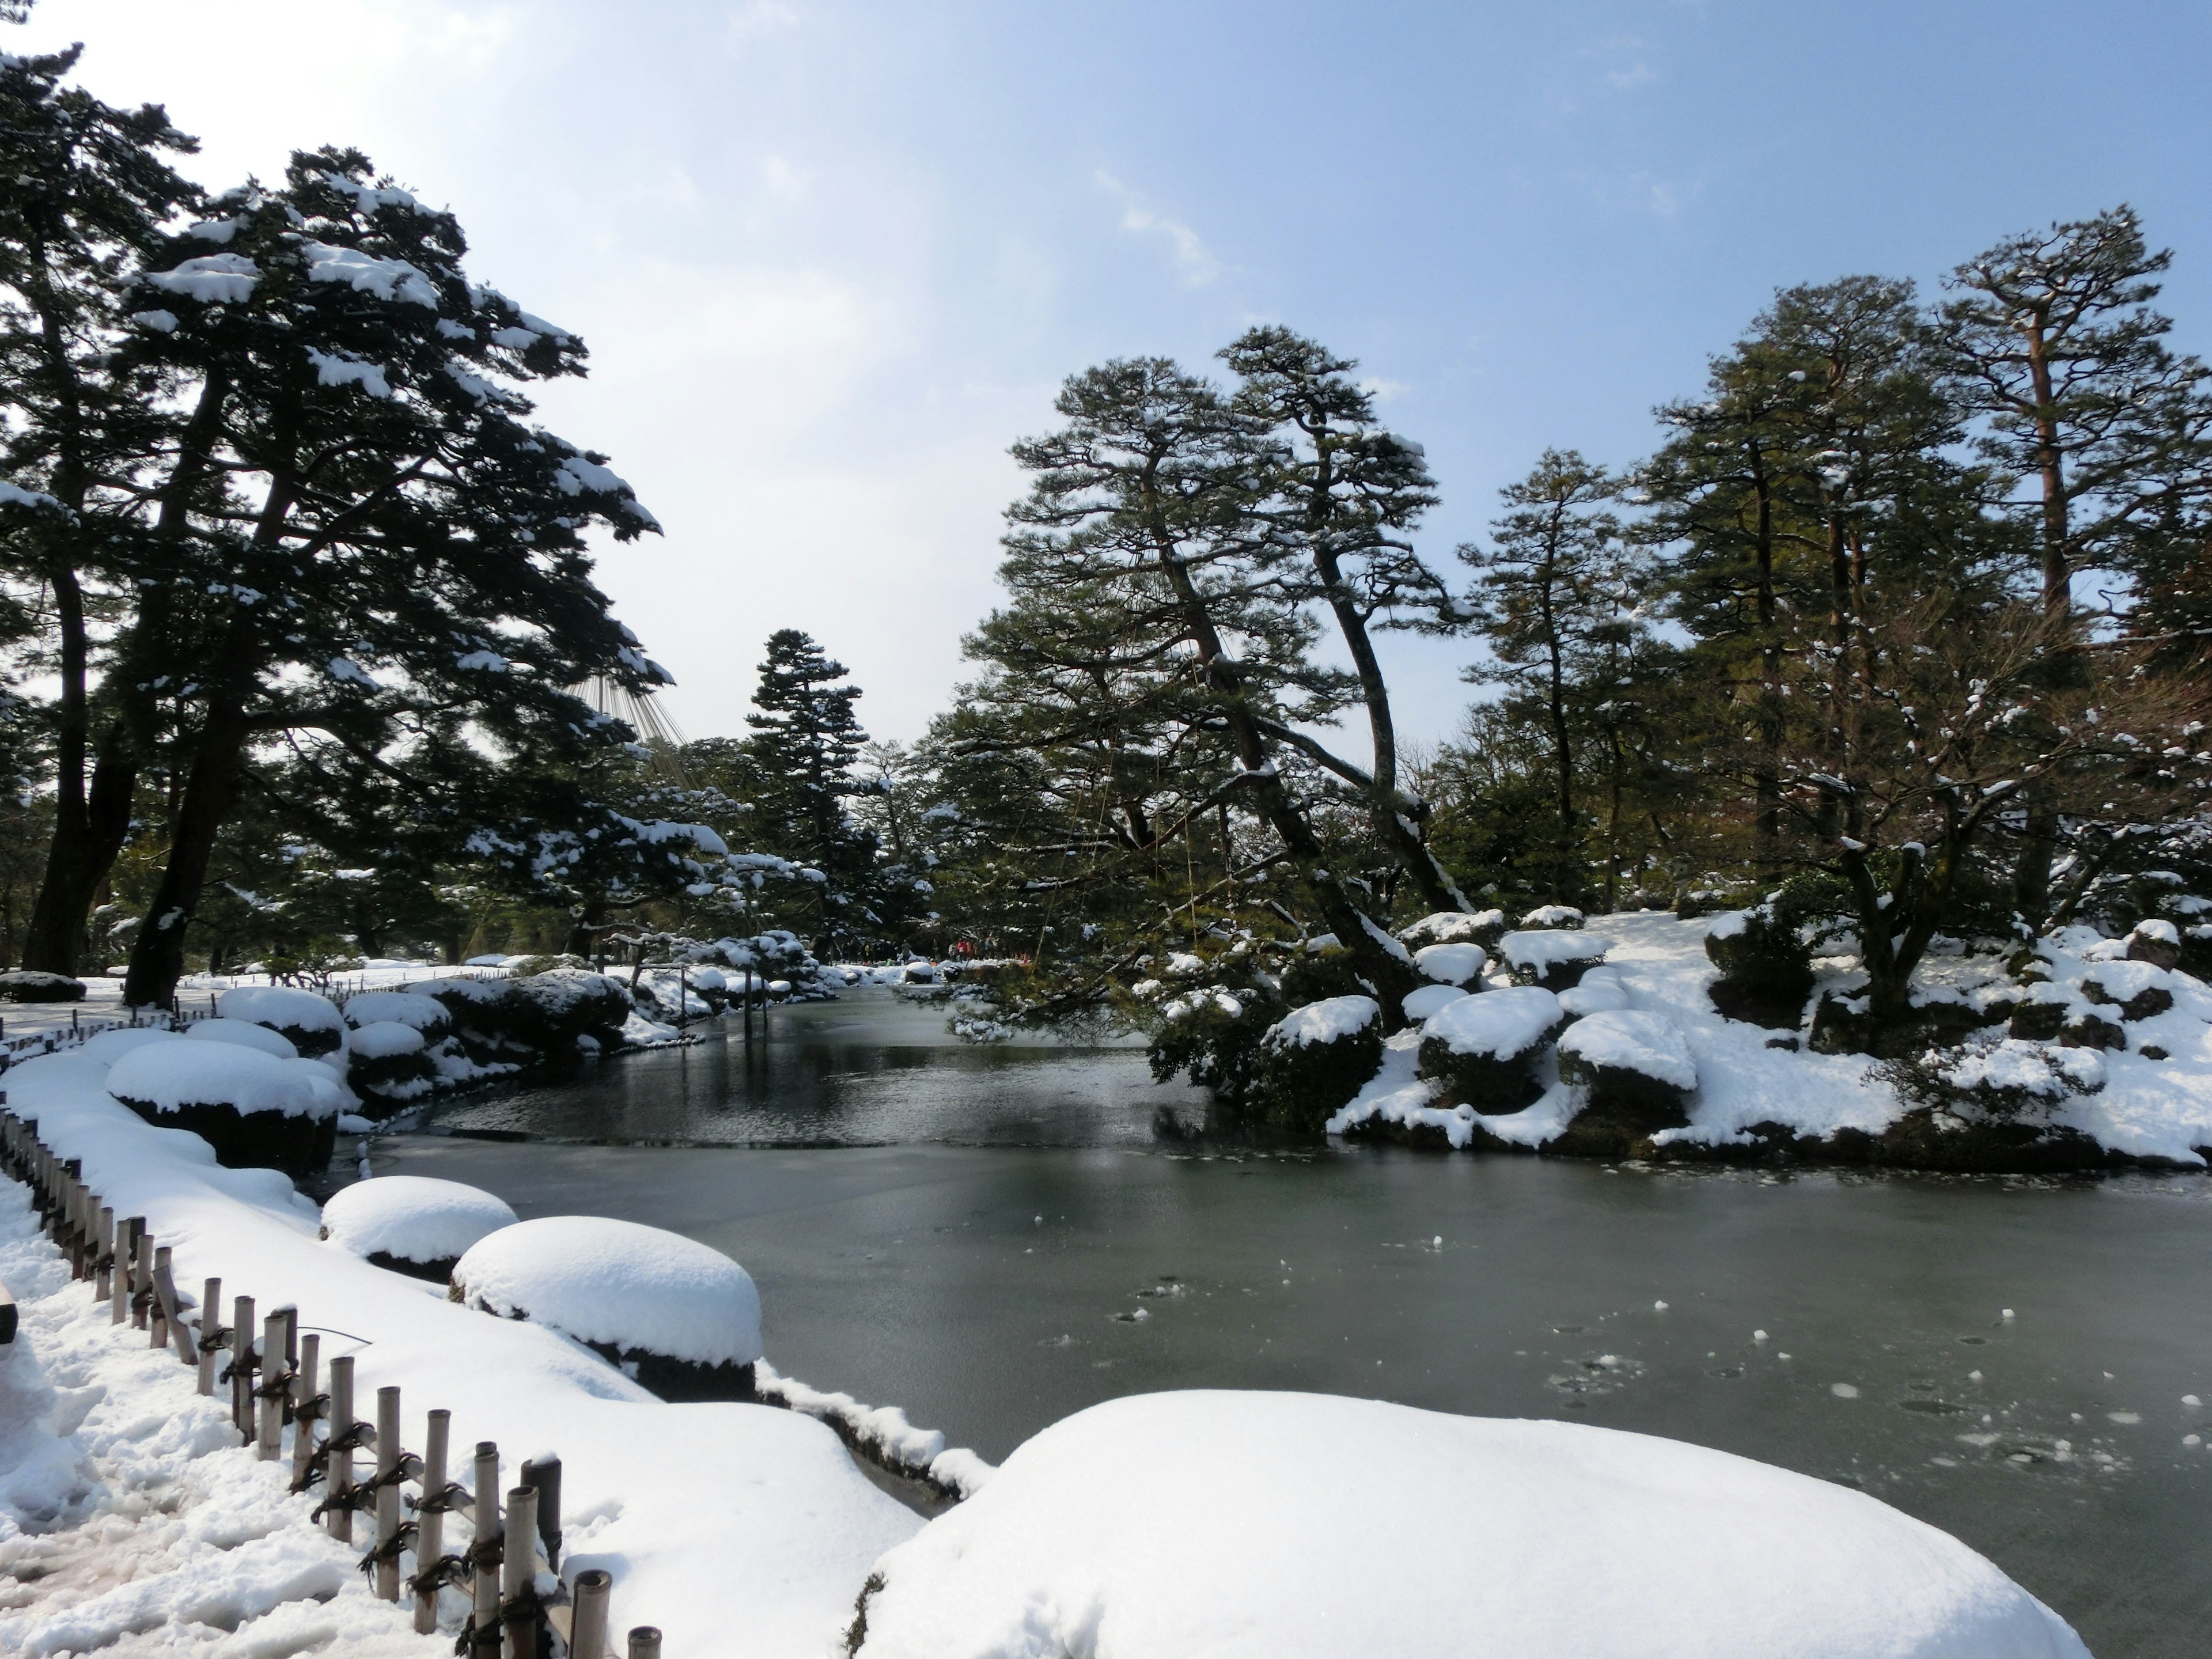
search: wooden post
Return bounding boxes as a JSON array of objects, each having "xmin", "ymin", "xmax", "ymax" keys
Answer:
[
  {"xmin": 415, "ymin": 1409, "xmax": 450, "ymax": 1635},
  {"xmin": 570, "ymin": 1570, "xmax": 612, "ymax": 1659},
  {"xmin": 374, "ymin": 1385, "xmax": 403, "ymax": 1601},
  {"xmin": 229, "ymin": 1294, "xmax": 256, "ymax": 1438},
  {"xmin": 94, "ymin": 1206, "xmax": 115, "ymax": 1301},
  {"xmin": 471, "ymin": 1442, "xmax": 502, "ymax": 1659},
  {"xmin": 519, "ymin": 1454, "xmax": 562, "ymax": 1571},
  {"xmin": 293, "ymin": 1334, "xmax": 322, "ymax": 1490},
  {"xmin": 131, "ymin": 1225, "xmax": 154, "ymax": 1330},
  {"xmin": 501, "ymin": 1484, "xmax": 539, "ymax": 1659},
  {"xmin": 151, "ymin": 1245, "xmax": 187, "ymax": 1355},
  {"xmin": 258, "ymin": 1308, "xmax": 293, "ymax": 1459},
  {"xmin": 328, "ymin": 1356, "xmax": 357, "ymax": 1541},
  {"xmin": 112, "ymin": 1217, "xmax": 143, "ymax": 1325},
  {"xmin": 627, "ymin": 1627, "xmax": 662, "ymax": 1659},
  {"xmin": 196, "ymin": 1277, "xmax": 223, "ymax": 1395}
]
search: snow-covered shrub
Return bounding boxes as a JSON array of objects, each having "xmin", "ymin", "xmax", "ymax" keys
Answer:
[
  {"xmin": 1248, "ymin": 996, "xmax": 1382, "ymax": 1132},
  {"xmin": 346, "ymin": 1020, "xmax": 437, "ymax": 1112},
  {"xmin": 0, "ymin": 969, "xmax": 84, "ymax": 1002},
  {"xmin": 412, "ymin": 975, "xmax": 530, "ymax": 1065},
  {"xmin": 1703, "ymin": 905, "xmax": 1814, "ymax": 1030},
  {"xmin": 1412, "ymin": 942, "xmax": 1488, "ymax": 988},
  {"xmin": 342, "ymin": 990, "xmax": 453, "ymax": 1043},
  {"xmin": 1558, "ymin": 965, "xmax": 1630, "ymax": 1016},
  {"xmin": 1399, "ymin": 909, "xmax": 1506, "ymax": 950},
  {"xmin": 183, "ymin": 1017, "xmax": 299, "ymax": 1059},
  {"xmin": 1418, "ymin": 985, "xmax": 1564, "ymax": 1111},
  {"xmin": 1518, "ymin": 904, "xmax": 1584, "ymax": 931},
  {"xmin": 1498, "ymin": 929, "xmax": 1608, "ymax": 991},
  {"xmin": 509, "ymin": 968, "xmax": 633, "ymax": 1056},
  {"xmin": 105, "ymin": 1041, "xmax": 337, "ymax": 1176},
  {"xmin": 1555, "ymin": 1009, "xmax": 1697, "ymax": 1141},
  {"xmin": 216, "ymin": 984, "xmax": 344, "ymax": 1057},
  {"xmin": 1894, "ymin": 1035, "xmax": 2107, "ymax": 1122},
  {"xmin": 1402, "ymin": 983, "xmax": 1470, "ymax": 1022},
  {"xmin": 1148, "ymin": 981, "xmax": 1277, "ymax": 1101},
  {"xmin": 451, "ymin": 1215, "xmax": 762, "ymax": 1401},
  {"xmin": 321, "ymin": 1175, "xmax": 517, "ymax": 1281},
  {"xmin": 82, "ymin": 1026, "xmax": 183, "ymax": 1064},
  {"xmin": 1277, "ymin": 941, "xmax": 1368, "ymax": 1006},
  {"xmin": 2006, "ymin": 980, "xmax": 2073, "ymax": 1041},
  {"xmin": 845, "ymin": 1391, "xmax": 2090, "ymax": 1659}
]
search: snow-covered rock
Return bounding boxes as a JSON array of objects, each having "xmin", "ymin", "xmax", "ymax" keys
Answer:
[
  {"xmin": 320, "ymin": 1175, "xmax": 517, "ymax": 1280},
  {"xmin": 1417, "ymin": 985, "xmax": 1564, "ymax": 1112},
  {"xmin": 215, "ymin": 985, "xmax": 346, "ymax": 1056},
  {"xmin": 1412, "ymin": 942, "xmax": 1488, "ymax": 987},
  {"xmin": 183, "ymin": 1017, "xmax": 300, "ymax": 1060},
  {"xmin": 1498, "ymin": 928, "xmax": 1609, "ymax": 990},
  {"xmin": 452, "ymin": 1215, "xmax": 763, "ymax": 1400},
  {"xmin": 850, "ymin": 1391, "xmax": 2089, "ymax": 1659}
]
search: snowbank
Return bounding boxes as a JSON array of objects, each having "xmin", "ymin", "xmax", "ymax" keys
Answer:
[
  {"xmin": 453, "ymin": 1215, "xmax": 763, "ymax": 1370},
  {"xmin": 320, "ymin": 1175, "xmax": 517, "ymax": 1269},
  {"xmin": 853, "ymin": 1391, "xmax": 2088, "ymax": 1659},
  {"xmin": 183, "ymin": 1017, "xmax": 299, "ymax": 1059}
]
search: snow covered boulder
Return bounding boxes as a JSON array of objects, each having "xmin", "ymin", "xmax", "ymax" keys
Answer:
[
  {"xmin": 2080, "ymin": 959, "xmax": 2175, "ymax": 1022},
  {"xmin": 184, "ymin": 1017, "xmax": 300, "ymax": 1059},
  {"xmin": 346, "ymin": 1020, "xmax": 437, "ymax": 1113},
  {"xmin": 1518, "ymin": 903, "xmax": 1585, "ymax": 931},
  {"xmin": 849, "ymin": 1391, "xmax": 2089, "ymax": 1659},
  {"xmin": 0, "ymin": 968, "xmax": 85, "ymax": 1002},
  {"xmin": 1412, "ymin": 942, "xmax": 1488, "ymax": 989},
  {"xmin": 1250, "ymin": 996, "xmax": 1383, "ymax": 1133},
  {"xmin": 1498, "ymin": 929, "xmax": 1608, "ymax": 991},
  {"xmin": 2125, "ymin": 917, "xmax": 2183, "ymax": 971},
  {"xmin": 216, "ymin": 984, "xmax": 345, "ymax": 1057},
  {"xmin": 343, "ymin": 989, "xmax": 453, "ymax": 1043},
  {"xmin": 2007, "ymin": 980, "xmax": 2073, "ymax": 1042},
  {"xmin": 105, "ymin": 1041, "xmax": 336, "ymax": 1176},
  {"xmin": 1418, "ymin": 984, "xmax": 1564, "ymax": 1111},
  {"xmin": 1398, "ymin": 909, "xmax": 1506, "ymax": 950},
  {"xmin": 321, "ymin": 1175, "xmax": 518, "ymax": 1282},
  {"xmin": 1555, "ymin": 1009, "xmax": 1697, "ymax": 1146},
  {"xmin": 451, "ymin": 1215, "xmax": 762, "ymax": 1402}
]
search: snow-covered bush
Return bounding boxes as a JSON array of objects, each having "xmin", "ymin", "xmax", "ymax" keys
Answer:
[
  {"xmin": 1399, "ymin": 909, "xmax": 1506, "ymax": 950},
  {"xmin": 509, "ymin": 968, "xmax": 633, "ymax": 1056},
  {"xmin": 342, "ymin": 990, "xmax": 453, "ymax": 1043},
  {"xmin": 183, "ymin": 1018, "xmax": 298, "ymax": 1059},
  {"xmin": 1412, "ymin": 942, "xmax": 1487, "ymax": 988},
  {"xmin": 1518, "ymin": 903, "xmax": 1584, "ymax": 931},
  {"xmin": 105, "ymin": 1041, "xmax": 336, "ymax": 1176},
  {"xmin": 82, "ymin": 1026, "xmax": 183, "ymax": 1064},
  {"xmin": 1248, "ymin": 996, "xmax": 1382, "ymax": 1132},
  {"xmin": 452, "ymin": 1215, "xmax": 762, "ymax": 1401},
  {"xmin": 847, "ymin": 1391, "xmax": 2089, "ymax": 1659},
  {"xmin": 1558, "ymin": 965, "xmax": 1630, "ymax": 1016},
  {"xmin": 0, "ymin": 969, "xmax": 84, "ymax": 1002},
  {"xmin": 1703, "ymin": 904, "xmax": 1815, "ymax": 1029},
  {"xmin": 1148, "ymin": 980, "xmax": 1276, "ymax": 1101},
  {"xmin": 1418, "ymin": 984, "xmax": 1564, "ymax": 1111},
  {"xmin": 1498, "ymin": 929, "xmax": 1608, "ymax": 991},
  {"xmin": 346, "ymin": 1020, "xmax": 437, "ymax": 1112},
  {"xmin": 1555, "ymin": 1009, "xmax": 1698, "ymax": 1141},
  {"xmin": 1402, "ymin": 984, "xmax": 1469, "ymax": 1022},
  {"xmin": 321, "ymin": 1175, "xmax": 517, "ymax": 1281},
  {"xmin": 216, "ymin": 984, "xmax": 344, "ymax": 1057},
  {"xmin": 1891, "ymin": 1036, "xmax": 2110, "ymax": 1143}
]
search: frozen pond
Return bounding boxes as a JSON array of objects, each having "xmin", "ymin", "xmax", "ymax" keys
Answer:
[{"xmin": 374, "ymin": 990, "xmax": 2212, "ymax": 1657}]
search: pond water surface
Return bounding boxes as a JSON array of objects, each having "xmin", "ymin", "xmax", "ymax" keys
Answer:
[{"xmin": 375, "ymin": 990, "xmax": 2211, "ymax": 1657}]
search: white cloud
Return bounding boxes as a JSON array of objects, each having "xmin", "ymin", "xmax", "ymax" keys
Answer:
[
  {"xmin": 1605, "ymin": 62, "xmax": 1657, "ymax": 90},
  {"xmin": 1359, "ymin": 376, "xmax": 1411, "ymax": 404},
  {"xmin": 760, "ymin": 154, "xmax": 808, "ymax": 200},
  {"xmin": 1094, "ymin": 169, "xmax": 1221, "ymax": 287},
  {"xmin": 725, "ymin": 0, "xmax": 800, "ymax": 51}
]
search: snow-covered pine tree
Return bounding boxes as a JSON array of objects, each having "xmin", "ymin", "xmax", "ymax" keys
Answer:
[
  {"xmin": 0, "ymin": 46, "xmax": 200, "ymax": 975},
  {"xmin": 743, "ymin": 628, "xmax": 875, "ymax": 945},
  {"xmin": 111, "ymin": 148, "xmax": 665, "ymax": 1006}
]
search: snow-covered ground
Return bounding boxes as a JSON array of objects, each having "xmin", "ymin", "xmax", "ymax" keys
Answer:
[{"xmin": 1332, "ymin": 911, "xmax": 2212, "ymax": 1165}]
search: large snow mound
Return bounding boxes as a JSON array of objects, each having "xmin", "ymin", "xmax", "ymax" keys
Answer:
[
  {"xmin": 1413, "ymin": 942, "xmax": 1487, "ymax": 985},
  {"xmin": 342, "ymin": 990, "xmax": 449, "ymax": 1031},
  {"xmin": 853, "ymin": 1391, "xmax": 2089, "ymax": 1659},
  {"xmin": 81, "ymin": 1026, "xmax": 184, "ymax": 1065},
  {"xmin": 216, "ymin": 984, "xmax": 344, "ymax": 1034},
  {"xmin": 183, "ymin": 1017, "xmax": 299, "ymax": 1059},
  {"xmin": 347, "ymin": 1019, "xmax": 426, "ymax": 1060},
  {"xmin": 454, "ymin": 1215, "xmax": 762, "ymax": 1367},
  {"xmin": 1558, "ymin": 1007, "xmax": 1698, "ymax": 1089},
  {"xmin": 106, "ymin": 1041, "xmax": 325, "ymax": 1119},
  {"xmin": 321, "ymin": 1175, "xmax": 517, "ymax": 1266},
  {"xmin": 1422, "ymin": 984, "xmax": 1562, "ymax": 1059},
  {"xmin": 1262, "ymin": 995, "xmax": 1378, "ymax": 1048}
]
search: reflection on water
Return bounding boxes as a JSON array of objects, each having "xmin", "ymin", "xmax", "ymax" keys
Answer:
[{"xmin": 381, "ymin": 992, "xmax": 2211, "ymax": 1658}]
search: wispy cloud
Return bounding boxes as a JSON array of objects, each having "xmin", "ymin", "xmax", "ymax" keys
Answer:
[
  {"xmin": 726, "ymin": 1, "xmax": 799, "ymax": 52},
  {"xmin": 1605, "ymin": 62, "xmax": 1657, "ymax": 90},
  {"xmin": 1094, "ymin": 169, "xmax": 1220, "ymax": 286}
]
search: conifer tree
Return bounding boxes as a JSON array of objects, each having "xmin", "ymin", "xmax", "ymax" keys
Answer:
[{"xmin": 744, "ymin": 629, "xmax": 869, "ymax": 892}]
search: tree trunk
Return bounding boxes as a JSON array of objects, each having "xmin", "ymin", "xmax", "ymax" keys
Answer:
[
  {"xmin": 22, "ymin": 746, "xmax": 137, "ymax": 975},
  {"xmin": 122, "ymin": 704, "xmax": 252, "ymax": 1006}
]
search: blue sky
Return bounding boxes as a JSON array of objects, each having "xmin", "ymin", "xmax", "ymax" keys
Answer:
[{"xmin": 21, "ymin": 1, "xmax": 2212, "ymax": 749}]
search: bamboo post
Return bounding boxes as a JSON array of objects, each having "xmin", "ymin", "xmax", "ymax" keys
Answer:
[
  {"xmin": 293, "ymin": 1334, "xmax": 322, "ymax": 1490},
  {"xmin": 328, "ymin": 1356, "xmax": 357, "ymax": 1541},
  {"xmin": 415, "ymin": 1409, "xmax": 450, "ymax": 1635},
  {"xmin": 229, "ymin": 1294, "xmax": 256, "ymax": 1437},
  {"xmin": 472, "ymin": 1443, "xmax": 502, "ymax": 1659},
  {"xmin": 151, "ymin": 1245, "xmax": 187, "ymax": 1354},
  {"xmin": 59, "ymin": 1164, "xmax": 83, "ymax": 1274},
  {"xmin": 501, "ymin": 1484, "xmax": 539, "ymax": 1659},
  {"xmin": 628, "ymin": 1627, "xmax": 662, "ymax": 1659},
  {"xmin": 112, "ymin": 1216, "xmax": 143, "ymax": 1325},
  {"xmin": 375, "ymin": 1385, "xmax": 403, "ymax": 1600},
  {"xmin": 259, "ymin": 1308, "xmax": 294, "ymax": 1459},
  {"xmin": 520, "ymin": 1453, "xmax": 562, "ymax": 1571},
  {"xmin": 196, "ymin": 1277, "xmax": 223, "ymax": 1396},
  {"xmin": 570, "ymin": 1571, "xmax": 612, "ymax": 1659},
  {"xmin": 131, "ymin": 1225, "xmax": 154, "ymax": 1330},
  {"xmin": 94, "ymin": 1206, "xmax": 115, "ymax": 1301}
]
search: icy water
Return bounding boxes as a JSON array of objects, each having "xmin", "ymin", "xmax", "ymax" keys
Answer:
[{"xmin": 377, "ymin": 991, "xmax": 2212, "ymax": 1657}]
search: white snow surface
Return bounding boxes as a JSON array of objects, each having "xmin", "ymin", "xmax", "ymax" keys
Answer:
[
  {"xmin": 321, "ymin": 1175, "xmax": 517, "ymax": 1265},
  {"xmin": 1520, "ymin": 903, "xmax": 1586, "ymax": 929},
  {"xmin": 453, "ymin": 1215, "xmax": 763, "ymax": 1368},
  {"xmin": 79, "ymin": 1027, "xmax": 183, "ymax": 1064},
  {"xmin": 1412, "ymin": 942, "xmax": 1488, "ymax": 985},
  {"xmin": 1422, "ymin": 984, "xmax": 1562, "ymax": 1059},
  {"xmin": 1262, "ymin": 995, "xmax": 1378, "ymax": 1049},
  {"xmin": 853, "ymin": 1391, "xmax": 2089, "ymax": 1659},
  {"xmin": 1558, "ymin": 964, "xmax": 1631, "ymax": 1014},
  {"xmin": 215, "ymin": 985, "xmax": 344, "ymax": 1035},
  {"xmin": 1400, "ymin": 984, "xmax": 1471, "ymax": 1023},
  {"xmin": 1499, "ymin": 928, "xmax": 1609, "ymax": 969},
  {"xmin": 104, "ymin": 1043, "xmax": 324, "ymax": 1119},
  {"xmin": 3, "ymin": 1055, "xmax": 916, "ymax": 1656},
  {"xmin": 1558, "ymin": 1007, "xmax": 1699, "ymax": 1089},
  {"xmin": 343, "ymin": 990, "xmax": 449, "ymax": 1031},
  {"xmin": 182, "ymin": 1017, "xmax": 299, "ymax": 1059},
  {"xmin": 347, "ymin": 1020, "xmax": 426, "ymax": 1060}
]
